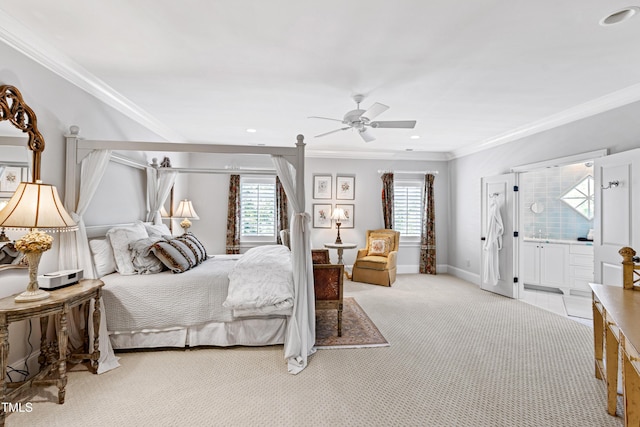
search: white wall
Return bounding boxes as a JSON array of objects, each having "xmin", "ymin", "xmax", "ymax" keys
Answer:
[
  {"xmin": 0, "ymin": 41, "xmax": 173, "ymax": 370},
  {"xmin": 186, "ymin": 151, "xmax": 449, "ymax": 271},
  {"xmin": 448, "ymin": 101, "xmax": 640, "ymax": 283}
]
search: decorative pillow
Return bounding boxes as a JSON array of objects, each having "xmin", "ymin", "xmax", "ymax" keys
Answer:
[
  {"xmin": 175, "ymin": 232, "xmax": 207, "ymax": 264},
  {"xmin": 129, "ymin": 237, "xmax": 165, "ymax": 274},
  {"xmin": 367, "ymin": 236, "xmax": 392, "ymax": 257},
  {"xmin": 106, "ymin": 222, "xmax": 149, "ymax": 275},
  {"xmin": 144, "ymin": 222, "xmax": 172, "ymax": 238},
  {"xmin": 150, "ymin": 238, "xmax": 198, "ymax": 273},
  {"xmin": 89, "ymin": 238, "xmax": 117, "ymax": 277}
]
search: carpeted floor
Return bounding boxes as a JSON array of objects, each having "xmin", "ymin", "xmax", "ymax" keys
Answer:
[
  {"xmin": 315, "ymin": 297, "xmax": 389, "ymax": 348},
  {"xmin": 7, "ymin": 274, "xmax": 621, "ymax": 426}
]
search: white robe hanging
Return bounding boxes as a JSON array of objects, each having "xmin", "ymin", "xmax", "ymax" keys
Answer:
[{"xmin": 483, "ymin": 197, "xmax": 504, "ymax": 286}]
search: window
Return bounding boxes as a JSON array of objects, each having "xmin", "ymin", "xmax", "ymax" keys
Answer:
[
  {"xmin": 560, "ymin": 175, "xmax": 594, "ymax": 220},
  {"xmin": 240, "ymin": 176, "xmax": 276, "ymax": 239},
  {"xmin": 394, "ymin": 180, "xmax": 422, "ymax": 237}
]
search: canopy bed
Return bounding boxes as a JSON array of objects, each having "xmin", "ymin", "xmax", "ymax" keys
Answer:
[{"xmin": 62, "ymin": 127, "xmax": 315, "ymax": 375}]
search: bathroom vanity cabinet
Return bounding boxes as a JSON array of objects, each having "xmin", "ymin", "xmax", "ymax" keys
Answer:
[{"xmin": 521, "ymin": 239, "xmax": 593, "ymax": 294}]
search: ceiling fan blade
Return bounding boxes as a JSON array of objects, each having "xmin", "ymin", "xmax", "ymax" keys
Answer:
[
  {"xmin": 315, "ymin": 127, "xmax": 350, "ymax": 138},
  {"xmin": 361, "ymin": 102, "xmax": 389, "ymax": 121},
  {"xmin": 308, "ymin": 116, "xmax": 344, "ymax": 123},
  {"xmin": 359, "ymin": 128, "xmax": 376, "ymax": 143},
  {"xmin": 370, "ymin": 120, "xmax": 417, "ymax": 129}
]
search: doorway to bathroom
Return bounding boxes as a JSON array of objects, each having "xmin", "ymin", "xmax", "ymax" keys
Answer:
[{"xmin": 513, "ymin": 150, "xmax": 605, "ymax": 322}]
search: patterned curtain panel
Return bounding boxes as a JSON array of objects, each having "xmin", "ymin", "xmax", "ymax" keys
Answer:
[
  {"xmin": 276, "ymin": 176, "xmax": 289, "ymax": 244},
  {"xmin": 420, "ymin": 174, "xmax": 436, "ymax": 274},
  {"xmin": 381, "ymin": 172, "xmax": 394, "ymax": 229},
  {"xmin": 226, "ymin": 174, "xmax": 241, "ymax": 254}
]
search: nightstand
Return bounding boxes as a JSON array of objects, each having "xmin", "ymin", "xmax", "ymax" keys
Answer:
[{"xmin": 0, "ymin": 279, "xmax": 103, "ymax": 426}]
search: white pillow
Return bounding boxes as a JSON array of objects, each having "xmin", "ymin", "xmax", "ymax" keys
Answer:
[
  {"xmin": 89, "ymin": 239, "xmax": 117, "ymax": 277},
  {"xmin": 144, "ymin": 222, "xmax": 172, "ymax": 238},
  {"xmin": 106, "ymin": 222, "xmax": 149, "ymax": 275},
  {"xmin": 129, "ymin": 236, "xmax": 165, "ymax": 274}
]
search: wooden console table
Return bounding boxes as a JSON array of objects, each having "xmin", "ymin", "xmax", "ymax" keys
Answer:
[
  {"xmin": 591, "ymin": 283, "xmax": 640, "ymax": 425},
  {"xmin": 0, "ymin": 279, "xmax": 103, "ymax": 426}
]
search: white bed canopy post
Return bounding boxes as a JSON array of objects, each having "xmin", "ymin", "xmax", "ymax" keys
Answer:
[
  {"xmin": 60, "ymin": 127, "xmax": 112, "ymax": 277},
  {"xmin": 62, "ymin": 126, "xmax": 120, "ymax": 374},
  {"xmin": 272, "ymin": 134, "xmax": 315, "ymax": 374}
]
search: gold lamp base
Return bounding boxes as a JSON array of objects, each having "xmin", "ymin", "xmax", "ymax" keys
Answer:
[
  {"xmin": 334, "ymin": 222, "xmax": 343, "ymax": 244},
  {"xmin": 15, "ymin": 289, "xmax": 50, "ymax": 303},
  {"xmin": 180, "ymin": 218, "xmax": 192, "ymax": 234}
]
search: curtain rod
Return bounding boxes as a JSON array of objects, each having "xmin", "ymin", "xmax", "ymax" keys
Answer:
[
  {"xmin": 158, "ymin": 167, "xmax": 277, "ymax": 175},
  {"xmin": 377, "ymin": 170, "xmax": 439, "ymax": 175}
]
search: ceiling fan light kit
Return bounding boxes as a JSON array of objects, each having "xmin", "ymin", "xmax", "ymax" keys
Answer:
[{"xmin": 310, "ymin": 94, "xmax": 417, "ymax": 142}]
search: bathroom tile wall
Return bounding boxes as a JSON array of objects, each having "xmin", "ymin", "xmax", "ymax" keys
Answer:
[{"xmin": 520, "ymin": 162, "xmax": 593, "ymax": 240}]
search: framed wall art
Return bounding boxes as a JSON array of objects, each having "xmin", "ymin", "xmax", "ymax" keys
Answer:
[
  {"xmin": 313, "ymin": 204, "xmax": 332, "ymax": 228},
  {"xmin": 313, "ymin": 174, "xmax": 332, "ymax": 199},
  {"xmin": 336, "ymin": 204, "xmax": 354, "ymax": 228},
  {"xmin": 336, "ymin": 175, "xmax": 355, "ymax": 200},
  {"xmin": 0, "ymin": 165, "xmax": 29, "ymax": 197}
]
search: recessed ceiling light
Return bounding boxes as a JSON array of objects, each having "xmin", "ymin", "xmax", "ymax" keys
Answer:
[
  {"xmin": 246, "ymin": 128, "xmax": 257, "ymax": 133},
  {"xmin": 410, "ymin": 135, "xmax": 420, "ymax": 139},
  {"xmin": 257, "ymin": 143, "xmax": 266, "ymax": 146},
  {"xmin": 600, "ymin": 7, "xmax": 639, "ymax": 25}
]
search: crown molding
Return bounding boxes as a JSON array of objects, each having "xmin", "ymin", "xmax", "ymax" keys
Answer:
[
  {"xmin": 3, "ymin": 9, "xmax": 637, "ymax": 162},
  {"xmin": 450, "ymin": 82, "xmax": 640, "ymax": 159},
  {"xmin": 305, "ymin": 148, "xmax": 451, "ymax": 161},
  {"xmin": 0, "ymin": 10, "xmax": 185, "ymax": 143}
]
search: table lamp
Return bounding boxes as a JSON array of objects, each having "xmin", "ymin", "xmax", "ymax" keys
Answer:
[
  {"xmin": 174, "ymin": 199, "xmax": 199, "ymax": 234},
  {"xmin": 0, "ymin": 200, "xmax": 8, "ymax": 242},
  {"xmin": 331, "ymin": 208, "xmax": 347, "ymax": 244},
  {"xmin": 0, "ymin": 181, "xmax": 78, "ymax": 302}
]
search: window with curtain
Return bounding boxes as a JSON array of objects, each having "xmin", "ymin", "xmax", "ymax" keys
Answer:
[
  {"xmin": 240, "ymin": 176, "xmax": 276, "ymax": 240},
  {"xmin": 393, "ymin": 180, "xmax": 422, "ymax": 237}
]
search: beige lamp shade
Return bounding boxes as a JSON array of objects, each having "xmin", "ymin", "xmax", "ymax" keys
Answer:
[
  {"xmin": 174, "ymin": 199, "xmax": 199, "ymax": 220},
  {"xmin": 331, "ymin": 208, "xmax": 347, "ymax": 222},
  {"xmin": 0, "ymin": 182, "xmax": 78, "ymax": 232}
]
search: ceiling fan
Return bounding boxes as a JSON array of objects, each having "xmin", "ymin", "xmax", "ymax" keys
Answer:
[{"xmin": 309, "ymin": 94, "xmax": 417, "ymax": 142}]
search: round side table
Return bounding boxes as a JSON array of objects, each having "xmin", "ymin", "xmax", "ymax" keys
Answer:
[{"xmin": 323, "ymin": 242, "xmax": 357, "ymax": 265}]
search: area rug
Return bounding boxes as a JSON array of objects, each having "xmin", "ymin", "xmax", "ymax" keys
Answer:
[{"xmin": 315, "ymin": 297, "xmax": 389, "ymax": 349}]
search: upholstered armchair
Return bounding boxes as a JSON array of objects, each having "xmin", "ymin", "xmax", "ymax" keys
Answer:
[{"xmin": 351, "ymin": 229, "xmax": 400, "ymax": 286}]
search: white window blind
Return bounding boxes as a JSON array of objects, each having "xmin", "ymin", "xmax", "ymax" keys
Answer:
[
  {"xmin": 240, "ymin": 176, "xmax": 276, "ymax": 237},
  {"xmin": 394, "ymin": 181, "xmax": 423, "ymax": 237}
]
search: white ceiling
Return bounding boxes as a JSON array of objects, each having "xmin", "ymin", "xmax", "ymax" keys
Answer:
[{"xmin": 1, "ymin": 1, "xmax": 640, "ymax": 160}]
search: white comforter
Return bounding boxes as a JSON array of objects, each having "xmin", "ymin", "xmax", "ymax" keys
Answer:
[
  {"xmin": 224, "ymin": 245, "xmax": 294, "ymax": 317},
  {"xmin": 102, "ymin": 256, "xmax": 239, "ymax": 331}
]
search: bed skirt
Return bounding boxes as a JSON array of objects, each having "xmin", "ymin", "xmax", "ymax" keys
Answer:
[{"xmin": 109, "ymin": 316, "xmax": 288, "ymax": 349}]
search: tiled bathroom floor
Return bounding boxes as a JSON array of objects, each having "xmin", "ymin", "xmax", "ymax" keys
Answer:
[{"xmin": 520, "ymin": 288, "xmax": 593, "ymax": 327}]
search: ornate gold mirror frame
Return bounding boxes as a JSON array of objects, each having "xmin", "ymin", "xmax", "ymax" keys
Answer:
[
  {"xmin": 0, "ymin": 85, "xmax": 46, "ymax": 270},
  {"xmin": 0, "ymin": 85, "xmax": 44, "ymax": 182}
]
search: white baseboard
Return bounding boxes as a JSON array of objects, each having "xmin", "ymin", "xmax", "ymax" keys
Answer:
[
  {"xmin": 446, "ymin": 265, "xmax": 481, "ymax": 286},
  {"xmin": 5, "ymin": 350, "xmax": 40, "ymax": 382},
  {"xmin": 397, "ymin": 264, "xmax": 449, "ymax": 274}
]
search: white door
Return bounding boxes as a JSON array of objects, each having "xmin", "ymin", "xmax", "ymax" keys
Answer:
[
  {"xmin": 480, "ymin": 173, "xmax": 518, "ymax": 298},
  {"xmin": 594, "ymin": 149, "xmax": 640, "ymax": 286},
  {"xmin": 521, "ymin": 241, "xmax": 540, "ymax": 285}
]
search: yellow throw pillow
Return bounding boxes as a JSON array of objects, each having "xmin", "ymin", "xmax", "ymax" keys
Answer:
[{"xmin": 368, "ymin": 236, "xmax": 392, "ymax": 257}]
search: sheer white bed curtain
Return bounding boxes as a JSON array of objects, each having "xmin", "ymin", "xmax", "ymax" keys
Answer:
[{"xmin": 272, "ymin": 156, "xmax": 315, "ymax": 374}]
